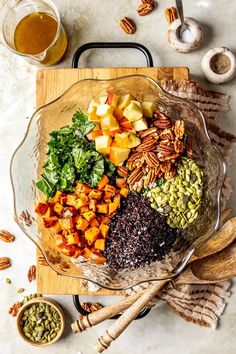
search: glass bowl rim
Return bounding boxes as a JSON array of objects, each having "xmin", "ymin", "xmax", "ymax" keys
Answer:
[{"xmin": 10, "ymin": 74, "xmax": 227, "ymax": 290}]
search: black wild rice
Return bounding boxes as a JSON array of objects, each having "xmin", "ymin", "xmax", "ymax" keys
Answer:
[{"xmin": 103, "ymin": 193, "xmax": 181, "ymax": 270}]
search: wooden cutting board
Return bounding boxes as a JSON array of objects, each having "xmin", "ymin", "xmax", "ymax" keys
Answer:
[{"xmin": 36, "ymin": 66, "xmax": 189, "ymax": 295}]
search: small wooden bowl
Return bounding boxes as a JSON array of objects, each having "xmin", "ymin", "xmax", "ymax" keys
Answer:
[{"xmin": 17, "ymin": 297, "xmax": 65, "ymax": 347}]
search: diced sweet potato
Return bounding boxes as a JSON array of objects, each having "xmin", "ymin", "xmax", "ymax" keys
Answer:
[
  {"xmin": 66, "ymin": 194, "xmax": 78, "ymax": 206},
  {"xmin": 51, "ymin": 221, "xmax": 63, "ymax": 234},
  {"xmin": 82, "ymin": 247, "xmax": 91, "ymax": 259},
  {"xmin": 72, "ymin": 248, "xmax": 82, "ymax": 258},
  {"xmin": 73, "ymin": 197, "xmax": 89, "ymax": 210},
  {"xmin": 76, "ymin": 216, "xmax": 89, "ymax": 232},
  {"xmin": 53, "ymin": 202, "xmax": 64, "ymax": 216},
  {"xmin": 95, "ymin": 238, "xmax": 105, "ymax": 251},
  {"xmin": 59, "ymin": 217, "xmax": 74, "ymax": 231},
  {"xmin": 97, "ymin": 175, "xmax": 109, "ymax": 190},
  {"xmin": 99, "ymin": 224, "xmax": 109, "ymax": 238},
  {"xmin": 90, "ymin": 218, "xmax": 99, "ymax": 227},
  {"xmin": 35, "ymin": 202, "xmax": 48, "ymax": 215},
  {"xmin": 108, "ymin": 195, "xmax": 121, "ymax": 215},
  {"xmin": 101, "ymin": 217, "xmax": 110, "ymax": 225},
  {"xmin": 89, "ymin": 190, "xmax": 103, "ymax": 200},
  {"xmin": 120, "ymin": 188, "xmax": 129, "ymax": 197},
  {"xmin": 85, "ymin": 227, "xmax": 100, "ymax": 245},
  {"xmin": 66, "ymin": 232, "xmax": 80, "ymax": 245},
  {"xmin": 43, "ymin": 216, "xmax": 58, "ymax": 228},
  {"xmin": 89, "ymin": 199, "xmax": 97, "ymax": 212},
  {"xmin": 103, "ymin": 192, "xmax": 114, "ymax": 200},
  {"xmin": 83, "ymin": 211, "xmax": 96, "ymax": 222},
  {"xmin": 80, "ymin": 206, "xmax": 89, "ymax": 213},
  {"xmin": 49, "ymin": 190, "xmax": 63, "ymax": 204},
  {"xmin": 44, "ymin": 204, "xmax": 54, "ymax": 217},
  {"xmin": 75, "ymin": 183, "xmax": 92, "ymax": 195},
  {"xmin": 97, "ymin": 204, "xmax": 109, "ymax": 214},
  {"xmin": 116, "ymin": 178, "xmax": 127, "ymax": 189},
  {"xmin": 104, "ymin": 185, "xmax": 116, "ymax": 196}
]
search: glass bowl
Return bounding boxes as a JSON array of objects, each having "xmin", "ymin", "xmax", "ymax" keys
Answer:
[{"xmin": 10, "ymin": 75, "xmax": 226, "ymax": 290}]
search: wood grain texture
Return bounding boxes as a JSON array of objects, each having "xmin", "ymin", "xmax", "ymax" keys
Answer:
[{"xmin": 36, "ymin": 66, "xmax": 189, "ymax": 295}]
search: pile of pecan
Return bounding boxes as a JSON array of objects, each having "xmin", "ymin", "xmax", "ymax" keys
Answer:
[{"xmin": 126, "ymin": 111, "xmax": 192, "ymax": 191}]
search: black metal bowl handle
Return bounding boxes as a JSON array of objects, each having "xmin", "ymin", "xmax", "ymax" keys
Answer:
[
  {"xmin": 72, "ymin": 42, "xmax": 153, "ymax": 68},
  {"xmin": 73, "ymin": 294, "xmax": 151, "ymax": 320}
]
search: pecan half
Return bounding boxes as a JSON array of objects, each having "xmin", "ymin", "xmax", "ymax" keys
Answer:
[
  {"xmin": 142, "ymin": 0, "xmax": 155, "ymax": 4},
  {"xmin": 144, "ymin": 152, "xmax": 160, "ymax": 168},
  {"xmin": 160, "ymin": 161, "xmax": 172, "ymax": 173},
  {"xmin": 137, "ymin": 2, "xmax": 154, "ymax": 16},
  {"xmin": 165, "ymin": 7, "xmax": 178, "ymax": 24},
  {"xmin": 159, "ymin": 153, "xmax": 179, "ymax": 162},
  {"xmin": 174, "ymin": 140, "xmax": 185, "ymax": 153},
  {"xmin": 154, "ymin": 119, "xmax": 172, "ymax": 129},
  {"xmin": 139, "ymin": 127, "xmax": 157, "ymax": 139},
  {"xmin": 174, "ymin": 120, "xmax": 185, "ymax": 139},
  {"xmin": 120, "ymin": 17, "xmax": 136, "ymax": 34},
  {"xmin": 144, "ymin": 168, "xmax": 157, "ymax": 188},
  {"xmin": 127, "ymin": 168, "xmax": 144, "ymax": 185},
  {"xmin": 132, "ymin": 179, "xmax": 144, "ymax": 193},
  {"xmin": 136, "ymin": 136, "xmax": 157, "ymax": 152},
  {"xmin": 28, "ymin": 265, "xmax": 36, "ymax": 282},
  {"xmin": 9, "ymin": 302, "xmax": 22, "ymax": 317},
  {"xmin": 165, "ymin": 166, "xmax": 177, "ymax": 179},
  {"xmin": 153, "ymin": 111, "xmax": 169, "ymax": 120},
  {"xmin": 0, "ymin": 257, "xmax": 11, "ymax": 270},
  {"xmin": 159, "ymin": 129, "xmax": 175, "ymax": 141},
  {"xmin": 0, "ymin": 230, "xmax": 15, "ymax": 243},
  {"xmin": 117, "ymin": 166, "xmax": 129, "ymax": 178}
]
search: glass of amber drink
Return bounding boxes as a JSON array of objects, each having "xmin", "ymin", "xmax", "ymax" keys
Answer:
[{"xmin": 0, "ymin": 0, "xmax": 68, "ymax": 66}]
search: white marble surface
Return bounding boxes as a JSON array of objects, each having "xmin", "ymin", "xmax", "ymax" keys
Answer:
[{"xmin": 0, "ymin": 0, "xmax": 236, "ymax": 353}]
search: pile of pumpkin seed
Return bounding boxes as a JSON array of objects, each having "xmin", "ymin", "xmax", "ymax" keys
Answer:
[
  {"xmin": 21, "ymin": 302, "xmax": 61, "ymax": 343},
  {"xmin": 148, "ymin": 158, "xmax": 203, "ymax": 229}
]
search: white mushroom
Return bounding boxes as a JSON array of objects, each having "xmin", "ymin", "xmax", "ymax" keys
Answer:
[
  {"xmin": 167, "ymin": 17, "xmax": 203, "ymax": 53},
  {"xmin": 201, "ymin": 47, "xmax": 236, "ymax": 84}
]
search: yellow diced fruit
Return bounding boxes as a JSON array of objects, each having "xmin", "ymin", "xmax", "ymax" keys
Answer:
[
  {"xmin": 109, "ymin": 146, "xmax": 130, "ymax": 166},
  {"xmin": 141, "ymin": 101, "xmax": 156, "ymax": 118},
  {"xmin": 95, "ymin": 135, "xmax": 112, "ymax": 155},
  {"xmin": 100, "ymin": 115, "xmax": 119, "ymax": 130},
  {"xmin": 97, "ymin": 204, "xmax": 109, "ymax": 214},
  {"xmin": 118, "ymin": 94, "xmax": 134, "ymax": 110},
  {"xmin": 132, "ymin": 117, "xmax": 148, "ymax": 132},
  {"xmin": 96, "ymin": 104, "xmax": 114, "ymax": 117},
  {"xmin": 87, "ymin": 108, "xmax": 100, "ymax": 122},
  {"xmin": 115, "ymin": 131, "xmax": 130, "ymax": 148},
  {"xmin": 107, "ymin": 93, "xmax": 120, "ymax": 107},
  {"xmin": 131, "ymin": 100, "xmax": 142, "ymax": 110},
  {"xmin": 99, "ymin": 95, "xmax": 108, "ymax": 104},
  {"xmin": 89, "ymin": 190, "xmax": 103, "ymax": 200},
  {"xmin": 95, "ymin": 238, "xmax": 105, "ymax": 251},
  {"xmin": 123, "ymin": 102, "xmax": 143, "ymax": 122},
  {"xmin": 87, "ymin": 99, "xmax": 99, "ymax": 114},
  {"xmin": 53, "ymin": 202, "xmax": 64, "ymax": 216},
  {"xmin": 66, "ymin": 194, "xmax": 77, "ymax": 206},
  {"xmin": 99, "ymin": 224, "xmax": 109, "ymax": 238},
  {"xmin": 85, "ymin": 227, "xmax": 100, "ymax": 245},
  {"xmin": 127, "ymin": 133, "xmax": 141, "ymax": 148}
]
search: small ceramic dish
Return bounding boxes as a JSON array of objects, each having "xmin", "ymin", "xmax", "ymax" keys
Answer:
[{"xmin": 17, "ymin": 297, "xmax": 65, "ymax": 346}]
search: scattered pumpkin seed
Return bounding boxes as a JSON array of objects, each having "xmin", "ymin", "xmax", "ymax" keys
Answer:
[{"xmin": 17, "ymin": 288, "xmax": 25, "ymax": 293}]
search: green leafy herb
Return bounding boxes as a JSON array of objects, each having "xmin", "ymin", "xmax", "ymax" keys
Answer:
[{"xmin": 36, "ymin": 109, "xmax": 115, "ymax": 199}]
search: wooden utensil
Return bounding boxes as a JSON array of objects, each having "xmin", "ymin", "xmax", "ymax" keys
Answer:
[{"xmin": 95, "ymin": 212, "xmax": 236, "ymax": 352}]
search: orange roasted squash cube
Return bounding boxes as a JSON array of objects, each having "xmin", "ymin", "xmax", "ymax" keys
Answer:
[
  {"xmin": 90, "ymin": 252, "xmax": 106, "ymax": 264},
  {"xmin": 101, "ymin": 217, "xmax": 110, "ymax": 225},
  {"xmin": 51, "ymin": 221, "xmax": 63, "ymax": 233},
  {"xmin": 54, "ymin": 234, "xmax": 66, "ymax": 248},
  {"xmin": 76, "ymin": 216, "xmax": 89, "ymax": 232},
  {"xmin": 89, "ymin": 190, "xmax": 103, "ymax": 200},
  {"xmin": 89, "ymin": 199, "xmax": 97, "ymax": 212},
  {"xmin": 43, "ymin": 216, "xmax": 58, "ymax": 228},
  {"xmin": 66, "ymin": 194, "xmax": 78, "ymax": 206},
  {"xmin": 104, "ymin": 184, "xmax": 116, "ymax": 197},
  {"xmin": 90, "ymin": 218, "xmax": 99, "ymax": 227},
  {"xmin": 66, "ymin": 232, "xmax": 80, "ymax": 245},
  {"xmin": 82, "ymin": 211, "xmax": 96, "ymax": 222},
  {"xmin": 108, "ymin": 195, "xmax": 121, "ymax": 215},
  {"xmin": 95, "ymin": 238, "xmax": 105, "ymax": 251},
  {"xmin": 120, "ymin": 188, "xmax": 129, "ymax": 197},
  {"xmin": 59, "ymin": 217, "xmax": 74, "ymax": 231},
  {"xmin": 82, "ymin": 247, "xmax": 91, "ymax": 259},
  {"xmin": 97, "ymin": 204, "xmax": 109, "ymax": 214},
  {"xmin": 53, "ymin": 202, "xmax": 64, "ymax": 216},
  {"xmin": 99, "ymin": 224, "xmax": 109, "ymax": 238},
  {"xmin": 49, "ymin": 190, "xmax": 63, "ymax": 204},
  {"xmin": 75, "ymin": 182, "xmax": 92, "ymax": 195},
  {"xmin": 35, "ymin": 202, "xmax": 48, "ymax": 215},
  {"xmin": 73, "ymin": 197, "xmax": 89, "ymax": 210},
  {"xmin": 116, "ymin": 178, "xmax": 127, "ymax": 189},
  {"xmin": 97, "ymin": 175, "xmax": 109, "ymax": 190},
  {"xmin": 84, "ymin": 227, "xmax": 100, "ymax": 245}
]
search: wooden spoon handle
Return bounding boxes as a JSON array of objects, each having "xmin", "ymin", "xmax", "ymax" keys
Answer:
[
  {"xmin": 95, "ymin": 280, "xmax": 169, "ymax": 353},
  {"xmin": 71, "ymin": 290, "xmax": 145, "ymax": 333}
]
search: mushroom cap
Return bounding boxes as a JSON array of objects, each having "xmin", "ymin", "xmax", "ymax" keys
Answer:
[{"xmin": 167, "ymin": 17, "xmax": 203, "ymax": 54}]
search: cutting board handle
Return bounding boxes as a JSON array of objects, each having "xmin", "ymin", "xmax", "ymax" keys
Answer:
[{"xmin": 72, "ymin": 42, "xmax": 153, "ymax": 68}]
